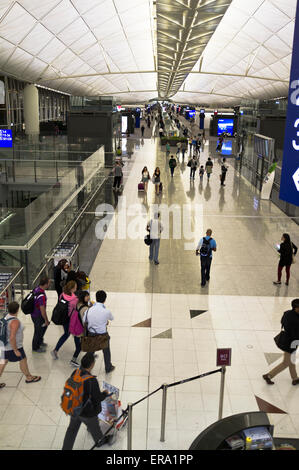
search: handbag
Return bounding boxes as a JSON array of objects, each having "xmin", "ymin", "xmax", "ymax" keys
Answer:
[
  {"xmin": 80, "ymin": 309, "xmax": 110, "ymax": 352},
  {"xmin": 274, "ymin": 328, "xmax": 290, "ymax": 352},
  {"xmin": 144, "ymin": 234, "xmax": 152, "ymax": 246}
]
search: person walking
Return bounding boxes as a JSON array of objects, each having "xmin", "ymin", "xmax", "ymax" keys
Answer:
[
  {"xmin": 216, "ymin": 135, "xmax": 224, "ymax": 152},
  {"xmin": 169, "ymin": 155, "xmax": 177, "ymax": 178},
  {"xmin": 141, "ymin": 125, "xmax": 145, "ymax": 137},
  {"xmin": 188, "ymin": 138, "xmax": 193, "ymax": 155},
  {"xmin": 141, "ymin": 166, "xmax": 150, "ymax": 192},
  {"xmin": 54, "ymin": 259, "xmax": 71, "ymax": 299},
  {"xmin": 147, "ymin": 212, "xmax": 163, "ymax": 265},
  {"xmin": 76, "ymin": 290, "xmax": 91, "ymax": 324},
  {"xmin": 181, "ymin": 141, "xmax": 187, "ymax": 160},
  {"xmin": 82, "ymin": 291, "xmax": 115, "ymax": 374},
  {"xmin": 273, "ymin": 234, "xmax": 298, "ymax": 286},
  {"xmin": 199, "ymin": 165, "xmax": 205, "ymax": 183},
  {"xmin": 220, "ymin": 158, "xmax": 228, "ymax": 186},
  {"xmin": 196, "ymin": 229, "xmax": 217, "ymax": 287},
  {"xmin": 166, "ymin": 142, "xmax": 170, "ymax": 156},
  {"xmin": 31, "ymin": 276, "xmax": 51, "ymax": 353},
  {"xmin": 263, "ymin": 299, "xmax": 299, "ymax": 386},
  {"xmin": 0, "ymin": 301, "xmax": 41, "ymax": 388},
  {"xmin": 152, "ymin": 167, "xmax": 161, "ymax": 195},
  {"xmin": 112, "ymin": 162, "xmax": 123, "ymax": 191},
  {"xmin": 190, "ymin": 156, "xmax": 197, "ymax": 180},
  {"xmin": 62, "ymin": 352, "xmax": 111, "ymax": 449},
  {"xmin": 176, "ymin": 141, "xmax": 181, "ymax": 157},
  {"xmin": 196, "ymin": 138, "xmax": 201, "ymax": 155},
  {"xmin": 51, "ymin": 281, "xmax": 82, "ymax": 367},
  {"xmin": 205, "ymin": 158, "xmax": 213, "ymax": 180}
]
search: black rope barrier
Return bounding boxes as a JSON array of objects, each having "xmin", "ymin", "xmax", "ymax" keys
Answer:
[
  {"xmin": 167, "ymin": 368, "xmax": 222, "ymax": 389},
  {"xmin": 90, "ymin": 367, "xmax": 223, "ymax": 450}
]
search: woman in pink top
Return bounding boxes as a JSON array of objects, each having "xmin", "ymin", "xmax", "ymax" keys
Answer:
[{"xmin": 50, "ymin": 281, "xmax": 82, "ymax": 367}]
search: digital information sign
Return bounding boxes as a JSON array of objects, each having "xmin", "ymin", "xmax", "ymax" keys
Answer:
[
  {"xmin": 279, "ymin": 1, "xmax": 299, "ymax": 206},
  {"xmin": 0, "ymin": 129, "xmax": 12, "ymax": 148},
  {"xmin": 217, "ymin": 119, "xmax": 234, "ymax": 136},
  {"xmin": 221, "ymin": 141, "xmax": 233, "ymax": 156}
]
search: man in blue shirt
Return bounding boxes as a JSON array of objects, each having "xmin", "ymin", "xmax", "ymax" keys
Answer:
[{"xmin": 196, "ymin": 229, "xmax": 217, "ymax": 287}]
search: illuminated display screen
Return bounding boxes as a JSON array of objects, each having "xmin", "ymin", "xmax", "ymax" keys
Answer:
[
  {"xmin": 217, "ymin": 119, "xmax": 234, "ymax": 136},
  {"xmin": 0, "ymin": 129, "xmax": 12, "ymax": 147}
]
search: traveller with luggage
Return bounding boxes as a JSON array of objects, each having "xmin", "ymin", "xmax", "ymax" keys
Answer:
[
  {"xmin": 273, "ymin": 233, "xmax": 298, "ymax": 286},
  {"xmin": 181, "ymin": 141, "xmax": 187, "ymax": 160},
  {"xmin": 30, "ymin": 276, "xmax": 51, "ymax": 353},
  {"xmin": 196, "ymin": 229, "xmax": 217, "ymax": 287},
  {"xmin": 54, "ymin": 259, "xmax": 71, "ymax": 299},
  {"xmin": 189, "ymin": 156, "xmax": 198, "ymax": 179},
  {"xmin": 0, "ymin": 301, "xmax": 41, "ymax": 389},
  {"xmin": 147, "ymin": 212, "xmax": 163, "ymax": 265},
  {"xmin": 62, "ymin": 352, "xmax": 111, "ymax": 449},
  {"xmin": 169, "ymin": 155, "xmax": 177, "ymax": 177},
  {"xmin": 51, "ymin": 280, "xmax": 82, "ymax": 367},
  {"xmin": 166, "ymin": 142, "xmax": 170, "ymax": 156},
  {"xmin": 138, "ymin": 167, "xmax": 150, "ymax": 192},
  {"xmin": 263, "ymin": 299, "xmax": 299, "ymax": 386},
  {"xmin": 220, "ymin": 158, "xmax": 228, "ymax": 186},
  {"xmin": 152, "ymin": 167, "xmax": 161, "ymax": 195},
  {"xmin": 205, "ymin": 158, "xmax": 213, "ymax": 180},
  {"xmin": 82, "ymin": 291, "xmax": 115, "ymax": 374},
  {"xmin": 199, "ymin": 166, "xmax": 205, "ymax": 182},
  {"xmin": 113, "ymin": 162, "xmax": 123, "ymax": 191}
]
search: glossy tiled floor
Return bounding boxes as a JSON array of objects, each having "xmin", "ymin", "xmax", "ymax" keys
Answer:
[{"xmin": 1, "ymin": 126, "xmax": 299, "ymax": 450}]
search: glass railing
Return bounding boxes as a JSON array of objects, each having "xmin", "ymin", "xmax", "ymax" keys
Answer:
[
  {"xmin": 0, "ymin": 134, "xmax": 103, "ymax": 160},
  {"xmin": 0, "ymin": 147, "xmax": 105, "ymax": 249},
  {"xmin": 0, "ymin": 159, "xmax": 89, "ymax": 184}
]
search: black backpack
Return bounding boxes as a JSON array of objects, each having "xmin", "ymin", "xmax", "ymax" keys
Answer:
[
  {"xmin": 21, "ymin": 291, "xmax": 38, "ymax": 315},
  {"xmin": 200, "ymin": 237, "xmax": 212, "ymax": 257},
  {"xmin": 51, "ymin": 297, "xmax": 69, "ymax": 325}
]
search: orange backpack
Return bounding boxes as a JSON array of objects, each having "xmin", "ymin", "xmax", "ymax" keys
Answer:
[{"xmin": 61, "ymin": 369, "xmax": 93, "ymax": 417}]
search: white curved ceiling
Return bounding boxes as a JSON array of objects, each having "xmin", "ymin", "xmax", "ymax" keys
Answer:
[{"xmin": 0, "ymin": 0, "xmax": 296, "ymax": 105}]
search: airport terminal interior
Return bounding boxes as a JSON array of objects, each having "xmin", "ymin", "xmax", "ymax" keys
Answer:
[{"xmin": 0, "ymin": 0, "xmax": 298, "ymax": 451}]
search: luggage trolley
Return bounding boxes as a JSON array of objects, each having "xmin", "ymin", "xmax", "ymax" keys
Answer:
[{"xmin": 97, "ymin": 382, "xmax": 128, "ymax": 446}]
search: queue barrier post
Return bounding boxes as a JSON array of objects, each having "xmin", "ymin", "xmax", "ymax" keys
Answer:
[
  {"xmin": 218, "ymin": 366, "xmax": 226, "ymax": 421},
  {"xmin": 160, "ymin": 384, "xmax": 168, "ymax": 442},
  {"xmin": 127, "ymin": 402, "xmax": 133, "ymax": 450}
]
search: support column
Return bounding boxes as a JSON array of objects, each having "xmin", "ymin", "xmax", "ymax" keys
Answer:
[{"xmin": 23, "ymin": 84, "xmax": 39, "ymax": 139}]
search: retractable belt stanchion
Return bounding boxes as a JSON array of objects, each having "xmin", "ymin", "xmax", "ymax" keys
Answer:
[
  {"xmin": 127, "ymin": 403, "xmax": 133, "ymax": 450},
  {"xmin": 218, "ymin": 366, "xmax": 226, "ymax": 421},
  {"xmin": 160, "ymin": 384, "xmax": 168, "ymax": 442}
]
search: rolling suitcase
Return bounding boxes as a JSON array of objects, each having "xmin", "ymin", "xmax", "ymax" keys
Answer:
[
  {"xmin": 138, "ymin": 182, "xmax": 145, "ymax": 192},
  {"xmin": 159, "ymin": 182, "xmax": 163, "ymax": 193}
]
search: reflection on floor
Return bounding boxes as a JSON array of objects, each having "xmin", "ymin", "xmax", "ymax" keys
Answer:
[{"xmin": 1, "ymin": 129, "xmax": 298, "ymax": 450}]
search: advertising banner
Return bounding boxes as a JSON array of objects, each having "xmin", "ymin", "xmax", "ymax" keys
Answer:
[{"xmin": 279, "ymin": 1, "xmax": 299, "ymax": 206}]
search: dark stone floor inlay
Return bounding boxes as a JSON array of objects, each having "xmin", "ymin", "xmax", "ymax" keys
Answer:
[
  {"xmin": 132, "ymin": 319, "xmax": 151, "ymax": 328},
  {"xmin": 255, "ymin": 396, "xmax": 287, "ymax": 414},
  {"xmin": 190, "ymin": 310, "xmax": 208, "ymax": 319},
  {"xmin": 153, "ymin": 329, "xmax": 172, "ymax": 339}
]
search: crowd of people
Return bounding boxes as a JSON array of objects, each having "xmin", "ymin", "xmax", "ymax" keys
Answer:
[{"xmin": 0, "ymin": 263, "xmax": 115, "ymax": 391}]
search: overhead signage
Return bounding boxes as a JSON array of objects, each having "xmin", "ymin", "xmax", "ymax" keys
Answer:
[
  {"xmin": 0, "ymin": 129, "xmax": 12, "ymax": 148},
  {"xmin": 279, "ymin": 1, "xmax": 299, "ymax": 206}
]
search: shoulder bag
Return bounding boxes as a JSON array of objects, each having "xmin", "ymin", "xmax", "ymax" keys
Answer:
[
  {"xmin": 274, "ymin": 327, "xmax": 290, "ymax": 353},
  {"xmin": 80, "ymin": 309, "xmax": 109, "ymax": 352}
]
